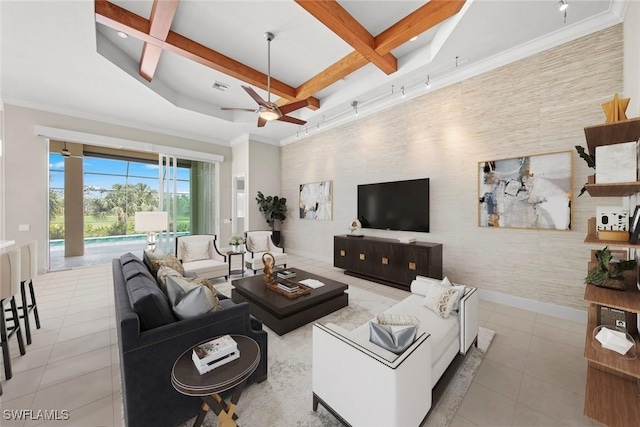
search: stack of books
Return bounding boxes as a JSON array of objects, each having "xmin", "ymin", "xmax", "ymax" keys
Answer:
[
  {"xmin": 192, "ymin": 335, "xmax": 239, "ymax": 375},
  {"xmin": 277, "ymin": 269, "xmax": 296, "ymax": 279},
  {"xmin": 277, "ymin": 281, "xmax": 300, "ymax": 293}
]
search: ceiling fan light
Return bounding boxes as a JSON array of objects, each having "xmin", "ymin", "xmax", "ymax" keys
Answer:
[{"xmin": 259, "ymin": 110, "xmax": 280, "ymax": 121}]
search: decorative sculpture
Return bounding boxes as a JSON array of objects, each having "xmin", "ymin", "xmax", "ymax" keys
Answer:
[
  {"xmin": 262, "ymin": 252, "xmax": 276, "ymax": 285},
  {"xmin": 602, "ymin": 93, "xmax": 630, "ymax": 123}
]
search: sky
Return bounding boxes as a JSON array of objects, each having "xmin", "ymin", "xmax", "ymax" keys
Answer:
[{"xmin": 49, "ymin": 154, "xmax": 191, "ymax": 194}]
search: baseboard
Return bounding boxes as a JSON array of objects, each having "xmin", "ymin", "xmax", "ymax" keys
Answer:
[
  {"xmin": 286, "ymin": 248, "xmax": 587, "ymax": 324},
  {"xmin": 478, "ymin": 289, "xmax": 587, "ymax": 324}
]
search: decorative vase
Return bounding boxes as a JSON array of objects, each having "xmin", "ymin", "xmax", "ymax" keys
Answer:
[{"xmin": 232, "ymin": 244, "xmax": 239, "ymax": 253}]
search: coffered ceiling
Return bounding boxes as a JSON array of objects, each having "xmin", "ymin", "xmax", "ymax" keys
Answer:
[{"xmin": 0, "ymin": 1, "xmax": 628, "ymax": 146}]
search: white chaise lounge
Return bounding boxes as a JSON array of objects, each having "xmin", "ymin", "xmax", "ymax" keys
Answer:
[{"xmin": 312, "ymin": 276, "xmax": 479, "ymax": 427}]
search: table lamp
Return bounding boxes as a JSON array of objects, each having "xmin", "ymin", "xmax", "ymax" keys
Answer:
[{"xmin": 135, "ymin": 211, "xmax": 168, "ymax": 251}]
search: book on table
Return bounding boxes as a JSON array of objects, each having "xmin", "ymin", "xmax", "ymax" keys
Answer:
[
  {"xmin": 277, "ymin": 269, "xmax": 296, "ymax": 279},
  {"xmin": 277, "ymin": 281, "xmax": 300, "ymax": 292},
  {"xmin": 192, "ymin": 335, "xmax": 240, "ymax": 375}
]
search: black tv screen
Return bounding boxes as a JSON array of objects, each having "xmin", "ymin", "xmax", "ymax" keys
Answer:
[{"xmin": 358, "ymin": 178, "xmax": 430, "ymax": 232}]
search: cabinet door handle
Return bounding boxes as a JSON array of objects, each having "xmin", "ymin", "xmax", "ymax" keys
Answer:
[
  {"xmin": 340, "ymin": 250, "xmax": 345, "ymax": 257},
  {"xmin": 359, "ymin": 253, "xmax": 366, "ymax": 260},
  {"xmin": 408, "ymin": 262, "xmax": 416, "ymax": 270},
  {"xmin": 381, "ymin": 257, "xmax": 389, "ymax": 265}
]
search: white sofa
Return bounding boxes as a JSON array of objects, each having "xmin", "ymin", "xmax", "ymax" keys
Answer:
[
  {"xmin": 244, "ymin": 230, "xmax": 288, "ymax": 273},
  {"xmin": 312, "ymin": 277, "xmax": 479, "ymax": 427},
  {"xmin": 175, "ymin": 235, "xmax": 228, "ymax": 280}
]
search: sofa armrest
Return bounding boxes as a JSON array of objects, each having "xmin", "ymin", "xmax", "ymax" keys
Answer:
[
  {"xmin": 267, "ymin": 236, "xmax": 285, "ymax": 253},
  {"xmin": 459, "ymin": 287, "xmax": 479, "ymax": 354},
  {"xmin": 312, "ymin": 323, "xmax": 431, "ymax": 427}
]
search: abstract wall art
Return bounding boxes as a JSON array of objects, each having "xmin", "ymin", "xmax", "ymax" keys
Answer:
[
  {"xmin": 299, "ymin": 181, "xmax": 333, "ymax": 220},
  {"xmin": 478, "ymin": 151, "xmax": 572, "ymax": 230}
]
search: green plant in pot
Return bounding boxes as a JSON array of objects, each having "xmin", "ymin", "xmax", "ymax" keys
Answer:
[
  {"xmin": 256, "ymin": 191, "xmax": 287, "ymax": 245},
  {"xmin": 575, "ymin": 145, "xmax": 595, "ymax": 197},
  {"xmin": 585, "ymin": 247, "xmax": 636, "ymax": 290}
]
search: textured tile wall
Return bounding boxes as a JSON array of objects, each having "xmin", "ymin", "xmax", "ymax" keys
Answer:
[{"xmin": 281, "ymin": 25, "xmax": 624, "ymax": 310}]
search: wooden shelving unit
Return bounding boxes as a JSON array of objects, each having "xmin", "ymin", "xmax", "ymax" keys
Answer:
[{"xmin": 581, "ymin": 119, "xmax": 640, "ymax": 427}]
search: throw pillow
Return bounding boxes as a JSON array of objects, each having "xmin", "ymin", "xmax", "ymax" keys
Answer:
[
  {"xmin": 423, "ymin": 281, "xmax": 461, "ymax": 318},
  {"xmin": 166, "ymin": 276, "xmax": 222, "ymax": 320},
  {"xmin": 246, "ymin": 235, "xmax": 269, "ymax": 253},
  {"xmin": 376, "ymin": 313, "xmax": 420, "ymax": 327},
  {"xmin": 151, "ymin": 253, "xmax": 185, "ymax": 276},
  {"xmin": 181, "ymin": 239, "xmax": 212, "ymax": 263},
  {"xmin": 369, "ymin": 322, "xmax": 417, "ymax": 355},
  {"xmin": 442, "ymin": 276, "xmax": 466, "ymax": 312},
  {"xmin": 156, "ymin": 266, "xmax": 183, "ymax": 294}
]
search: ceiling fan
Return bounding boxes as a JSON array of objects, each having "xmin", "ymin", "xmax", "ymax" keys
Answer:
[
  {"xmin": 221, "ymin": 32, "xmax": 308, "ymax": 127},
  {"xmin": 60, "ymin": 141, "xmax": 82, "ymax": 159}
]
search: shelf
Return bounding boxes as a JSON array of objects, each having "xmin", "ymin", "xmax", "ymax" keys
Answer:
[
  {"xmin": 584, "ymin": 313, "xmax": 640, "ymax": 378},
  {"xmin": 584, "ymin": 365, "xmax": 640, "ymax": 427},
  {"xmin": 585, "ymin": 181, "xmax": 640, "ymax": 197},
  {"xmin": 584, "ymin": 218, "xmax": 640, "ymax": 248},
  {"xmin": 584, "ymin": 282, "xmax": 640, "ymax": 313},
  {"xmin": 584, "ymin": 117, "xmax": 640, "ymax": 155}
]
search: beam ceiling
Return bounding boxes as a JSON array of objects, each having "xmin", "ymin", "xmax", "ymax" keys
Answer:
[{"xmin": 139, "ymin": 0, "xmax": 180, "ymax": 82}]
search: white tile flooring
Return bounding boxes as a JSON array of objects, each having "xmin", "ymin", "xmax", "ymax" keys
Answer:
[{"xmin": 0, "ymin": 255, "xmax": 600, "ymax": 427}]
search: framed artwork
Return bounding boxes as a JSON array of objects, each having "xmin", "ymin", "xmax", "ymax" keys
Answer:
[
  {"xmin": 299, "ymin": 181, "xmax": 332, "ymax": 220},
  {"xmin": 478, "ymin": 151, "xmax": 572, "ymax": 230}
]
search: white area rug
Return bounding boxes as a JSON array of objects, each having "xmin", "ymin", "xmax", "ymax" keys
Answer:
[{"xmin": 179, "ymin": 286, "xmax": 494, "ymax": 427}]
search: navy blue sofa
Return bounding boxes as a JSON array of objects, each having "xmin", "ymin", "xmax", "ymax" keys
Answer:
[{"xmin": 112, "ymin": 253, "xmax": 267, "ymax": 427}]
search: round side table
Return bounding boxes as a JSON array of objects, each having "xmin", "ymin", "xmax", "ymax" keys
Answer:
[{"xmin": 171, "ymin": 335, "xmax": 260, "ymax": 427}]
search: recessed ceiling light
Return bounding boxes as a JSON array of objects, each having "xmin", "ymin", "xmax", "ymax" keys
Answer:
[
  {"xmin": 116, "ymin": 31, "xmax": 128, "ymax": 38},
  {"xmin": 410, "ymin": 36, "xmax": 418, "ymax": 42},
  {"xmin": 212, "ymin": 81, "xmax": 229, "ymax": 91}
]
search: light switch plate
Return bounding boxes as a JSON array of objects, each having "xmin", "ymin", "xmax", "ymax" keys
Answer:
[{"xmin": 19, "ymin": 224, "xmax": 30, "ymax": 232}]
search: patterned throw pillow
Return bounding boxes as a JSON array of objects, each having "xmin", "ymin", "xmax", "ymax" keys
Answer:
[
  {"xmin": 156, "ymin": 266, "xmax": 183, "ymax": 294},
  {"xmin": 442, "ymin": 276, "xmax": 466, "ymax": 312},
  {"xmin": 182, "ymin": 239, "xmax": 212, "ymax": 263},
  {"xmin": 376, "ymin": 313, "xmax": 420, "ymax": 327},
  {"xmin": 423, "ymin": 282, "xmax": 461, "ymax": 318},
  {"xmin": 152, "ymin": 253, "xmax": 185, "ymax": 276}
]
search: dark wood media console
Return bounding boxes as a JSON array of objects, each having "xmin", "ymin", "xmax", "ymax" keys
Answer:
[{"xmin": 333, "ymin": 235, "xmax": 443, "ymax": 289}]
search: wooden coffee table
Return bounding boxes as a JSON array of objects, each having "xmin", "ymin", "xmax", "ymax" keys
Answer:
[{"xmin": 231, "ymin": 268, "xmax": 348, "ymax": 335}]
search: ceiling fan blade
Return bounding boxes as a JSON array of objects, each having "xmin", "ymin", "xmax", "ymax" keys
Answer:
[
  {"xmin": 242, "ymin": 85, "xmax": 269, "ymax": 108},
  {"xmin": 278, "ymin": 115, "xmax": 306, "ymax": 125},
  {"xmin": 279, "ymin": 99, "xmax": 309, "ymax": 115},
  {"xmin": 220, "ymin": 107, "xmax": 256, "ymax": 112},
  {"xmin": 257, "ymin": 116, "xmax": 267, "ymax": 127}
]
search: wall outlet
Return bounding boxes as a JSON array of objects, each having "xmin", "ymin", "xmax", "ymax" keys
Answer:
[
  {"xmin": 223, "ymin": 218, "xmax": 232, "ymax": 224},
  {"xmin": 19, "ymin": 224, "xmax": 30, "ymax": 232}
]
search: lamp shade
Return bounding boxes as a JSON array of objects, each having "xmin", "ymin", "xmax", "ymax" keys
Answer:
[{"xmin": 135, "ymin": 211, "xmax": 168, "ymax": 232}]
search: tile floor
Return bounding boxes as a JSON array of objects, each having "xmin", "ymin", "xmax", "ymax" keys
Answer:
[{"xmin": 0, "ymin": 254, "xmax": 599, "ymax": 427}]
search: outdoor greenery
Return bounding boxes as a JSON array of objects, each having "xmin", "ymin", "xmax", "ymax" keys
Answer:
[{"xmin": 49, "ymin": 183, "xmax": 191, "ymax": 239}]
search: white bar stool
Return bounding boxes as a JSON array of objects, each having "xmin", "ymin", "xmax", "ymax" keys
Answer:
[
  {"xmin": 19, "ymin": 241, "xmax": 40, "ymax": 345},
  {"xmin": 0, "ymin": 247, "xmax": 26, "ymax": 396}
]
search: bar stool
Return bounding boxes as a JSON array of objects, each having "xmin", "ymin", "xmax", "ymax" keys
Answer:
[
  {"xmin": 19, "ymin": 241, "xmax": 40, "ymax": 345},
  {"xmin": 0, "ymin": 247, "xmax": 26, "ymax": 395}
]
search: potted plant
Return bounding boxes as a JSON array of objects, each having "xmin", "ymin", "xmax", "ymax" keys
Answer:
[
  {"xmin": 256, "ymin": 191, "xmax": 287, "ymax": 245},
  {"xmin": 228, "ymin": 235, "xmax": 245, "ymax": 252},
  {"xmin": 575, "ymin": 145, "xmax": 595, "ymax": 197},
  {"xmin": 585, "ymin": 246, "xmax": 636, "ymax": 290}
]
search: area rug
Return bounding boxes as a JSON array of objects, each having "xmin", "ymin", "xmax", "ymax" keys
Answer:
[{"xmin": 179, "ymin": 285, "xmax": 495, "ymax": 427}]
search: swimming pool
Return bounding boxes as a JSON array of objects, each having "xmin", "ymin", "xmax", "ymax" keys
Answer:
[{"xmin": 50, "ymin": 232, "xmax": 189, "ymax": 247}]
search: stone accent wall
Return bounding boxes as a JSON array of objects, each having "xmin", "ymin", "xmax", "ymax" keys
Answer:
[{"xmin": 281, "ymin": 25, "xmax": 623, "ymax": 310}]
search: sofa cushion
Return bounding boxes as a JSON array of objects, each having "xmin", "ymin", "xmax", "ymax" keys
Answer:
[
  {"xmin": 121, "ymin": 256, "xmax": 155, "ymax": 282},
  {"xmin": 182, "ymin": 239, "xmax": 212, "ymax": 263},
  {"xmin": 126, "ymin": 274, "xmax": 176, "ymax": 330},
  {"xmin": 166, "ymin": 276, "xmax": 222, "ymax": 320},
  {"xmin": 246, "ymin": 234, "xmax": 269, "ymax": 253},
  {"xmin": 150, "ymin": 252, "xmax": 185, "ymax": 276},
  {"xmin": 156, "ymin": 266, "xmax": 183, "ymax": 294},
  {"xmin": 423, "ymin": 281, "xmax": 460, "ymax": 318},
  {"xmin": 182, "ymin": 259, "xmax": 227, "ymax": 277}
]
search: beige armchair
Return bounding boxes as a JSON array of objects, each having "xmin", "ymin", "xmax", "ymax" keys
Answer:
[
  {"xmin": 244, "ymin": 230, "xmax": 288, "ymax": 273},
  {"xmin": 175, "ymin": 235, "xmax": 228, "ymax": 280}
]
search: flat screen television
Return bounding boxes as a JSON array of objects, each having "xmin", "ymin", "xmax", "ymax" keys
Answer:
[{"xmin": 357, "ymin": 178, "xmax": 429, "ymax": 232}]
